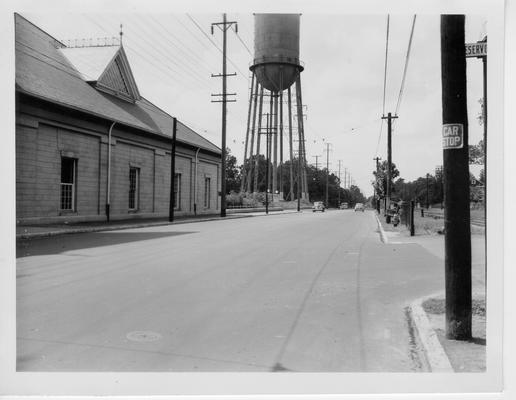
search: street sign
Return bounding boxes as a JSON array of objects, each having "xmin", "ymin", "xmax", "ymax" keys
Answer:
[
  {"xmin": 442, "ymin": 124, "xmax": 464, "ymax": 149},
  {"xmin": 465, "ymin": 42, "xmax": 487, "ymax": 58}
]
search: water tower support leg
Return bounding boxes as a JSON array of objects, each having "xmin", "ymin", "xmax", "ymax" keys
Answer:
[
  {"xmin": 253, "ymin": 85, "xmax": 264, "ymax": 195},
  {"xmin": 287, "ymin": 86, "xmax": 295, "ymax": 200},
  {"xmin": 241, "ymin": 73, "xmax": 255, "ymax": 193},
  {"xmin": 246, "ymin": 76, "xmax": 259, "ymax": 193}
]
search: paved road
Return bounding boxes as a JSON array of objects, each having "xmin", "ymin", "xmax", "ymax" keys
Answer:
[{"xmin": 17, "ymin": 210, "xmax": 444, "ymax": 372}]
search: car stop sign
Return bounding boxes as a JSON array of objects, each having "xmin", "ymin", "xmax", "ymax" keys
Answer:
[{"xmin": 442, "ymin": 124, "xmax": 464, "ymax": 149}]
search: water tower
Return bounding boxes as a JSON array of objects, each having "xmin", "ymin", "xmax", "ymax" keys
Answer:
[{"xmin": 241, "ymin": 13, "xmax": 309, "ymax": 201}]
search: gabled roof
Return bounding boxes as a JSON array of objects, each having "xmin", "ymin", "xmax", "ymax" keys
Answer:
[
  {"xmin": 60, "ymin": 45, "xmax": 141, "ymax": 102},
  {"xmin": 15, "ymin": 13, "xmax": 221, "ymax": 155}
]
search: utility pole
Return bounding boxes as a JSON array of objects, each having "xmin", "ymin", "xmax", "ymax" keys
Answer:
[
  {"xmin": 287, "ymin": 87, "xmax": 295, "ymax": 201},
  {"xmin": 441, "ymin": 14, "xmax": 472, "ymax": 340},
  {"xmin": 374, "ymin": 156, "xmax": 381, "ymax": 213},
  {"xmin": 344, "ymin": 168, "xmax": 347, "ymax": 189},
  {"xmin": 381, "ymin": 112, "xmax": 398, "ymax": 211},
  {"xmin": 338, "ymin": 160, "xmax": 342, "ymax": 207},
  {"xmin": 241, "ymin": 73, "xmax": 255, "ymax": 193},
  {"xmin": 211, "ymin": 14, "xmax": 237, "ymax": 218},
  {"xmin": 426, "ymin": 173, "xmax": 430, "ymax": 209},
  {"xmin": 265, "ymin": 113, "xmax": 270, "ymax": 214},
  {"xmin": 312, "ymin": 155, "xmax": 321, "ymax": 170},
  {"xmin": 325, "ymin": 143, "xmax": 331, "ymax": 207}
]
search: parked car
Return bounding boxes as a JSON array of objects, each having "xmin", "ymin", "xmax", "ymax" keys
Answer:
[
  {"xmin": 340, "ymin": 202, "xmax": 348, "ymax": 209},
  {"xmin": 354, "ymin": 203, "xmax": 365, "ymax": 212},
  {"xmin": 312, "ymin": 201, "xmax": 325, "ymax": 212}
]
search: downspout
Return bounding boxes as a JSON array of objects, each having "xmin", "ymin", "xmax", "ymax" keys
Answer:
[
  {"xmin": 106, "ymin": 121, "xmax": 116, "ymax": 222},
  {"xmin": 194, "ymin": 147, "xmax": 200, "ymax": 215}
]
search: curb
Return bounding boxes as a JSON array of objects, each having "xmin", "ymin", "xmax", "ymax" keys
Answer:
[
  {"xmin": 16, "ymin": 209, "xmax": 304, "ymax": 240},
  {"xmin": 375, "ymin": 212, "xmax": 388, "ymax": 243},
  {"xmin": 407, "ymin": 294, "xmax": 454, "ymax": 372},
  {"xmin": 16, "ymin": 214, "xmax": 252, "ymax": 240}
]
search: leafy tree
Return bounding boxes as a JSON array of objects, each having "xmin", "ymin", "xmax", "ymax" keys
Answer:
[
  {"xmin": 469, "ymin": 139, "xmax": 484, "ymax": 165},
  {"xmin": 240, "ymin": 154, "xmax": 273, "ymax": 193},
  {"xmin": 372, "ymin": 160, "xmax": 400, "ymax": 199},
  {"xmin": 225, "ymin": 148, "xmax": 241, "ymax": 194}
]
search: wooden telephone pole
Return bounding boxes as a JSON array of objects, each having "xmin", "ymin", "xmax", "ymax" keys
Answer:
[
  {"xmin": 373, "ymin": 156, "xmax": 381, "ymax": 213},
  {"xmin": 211, "ymin": 13, "xmax": 237, "ymax": 217},
  {"xmin": 441, "ymin": 14, "xmax": 472, "ymax": 340},
  {"xmin": 325, "ymin": 142, "xmax": 331, "ymax": 207},
  {"xmin": 381, "ymin": 112, "xmax": 398, "ymax": 213}
]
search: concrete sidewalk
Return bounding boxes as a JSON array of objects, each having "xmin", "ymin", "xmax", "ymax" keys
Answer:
[
  {"xmin": 378, "ymin": 217, "xmax": 486, "ymax": 372},
  {"xmin": 16, "ymin": 208, "xmax": 301, "ymax": 240}
]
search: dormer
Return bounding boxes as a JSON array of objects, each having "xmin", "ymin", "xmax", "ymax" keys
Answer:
[{"xmin": 59, "ymin": 45, "xmax": 140, "ymax": 103}]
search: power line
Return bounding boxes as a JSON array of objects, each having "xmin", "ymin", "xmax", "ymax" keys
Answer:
[
  {"xmin": 81, "ymin": 15, "xmax": 208, "ymax": 91},
  {"xmin": 171, "ymin": 14, "xmax": 214, "ymax": 52},
  {"xmin": 235, "ymin": 31, "xmax": 252, "ymax": 56},
  {"xmin": 146, "ymin": 14, "xmax": 215, "ymax": 75},
  {"xmin": 376, "ymin": 14, "xmax": 390, "ymax": 157},
  {"xmin": 186, "ymin": 13, "xmax": 248, "ymax": 82},
  {"xmin": 94, "ymin": 14, "xmax": 213, "ymax": 89},
  {"xmin": 375, "ymin": 119, "xmax": 384, "ymax": 157},
  {"xmin": 382, "ymin": 14, "xmax": 390, "ymax": 116},
  {"xmin": 394, "ymin": 14, "xmax": 417, "ymax": 117}
]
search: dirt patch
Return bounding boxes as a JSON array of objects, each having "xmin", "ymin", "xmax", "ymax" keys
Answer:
[
  {"xmin": 422, "ymin": 298, "xmax": 486, "ymax": 317},
  {"xmin": 422, "ymin": 297, "xmax": 486, "ymax": 372}
]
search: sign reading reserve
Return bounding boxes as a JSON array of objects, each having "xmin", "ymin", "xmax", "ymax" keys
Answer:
[{"xmin": 465, "ymin": 42, "xmax": 487, "ymax": 58}]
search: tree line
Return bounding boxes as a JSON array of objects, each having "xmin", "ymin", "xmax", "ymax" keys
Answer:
[
  {"xmin": 225, "ymin": 148, "xmax": 366, "ymax": 207},
  {"xmin": 371, "ymin": 139, "xmax": 485, "ymax": 207}
]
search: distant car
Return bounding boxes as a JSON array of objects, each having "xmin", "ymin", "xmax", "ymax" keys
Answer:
[
  {"xmin": 312, "ymin": 201, "xmax": 325, "ymax": 212},
  {"xmin": 354, "ymin": 203, "xmax": 365, "ymax": 212},
  {"xmin": 339, "ymin": 202, "xmax": 348, "ymax": 209}
]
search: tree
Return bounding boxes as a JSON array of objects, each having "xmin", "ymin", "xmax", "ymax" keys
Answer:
[
  {"xmin": 372, "ymin": 160, "xmax": 400, "ymax": 199},
  {"xmin": 240, "ymin": 154, "xmax": 273, "ymax": 193},
  {"xmin": 225, "ymin": 148, "xmax": 241, "ymax": 194},
  {"xmin": 348, "ymin": 185, "xmax": 366, "ymax": 205},
  {"xmin": 469, "ymin": 139, "xmax": 484, "ymax": 165}
]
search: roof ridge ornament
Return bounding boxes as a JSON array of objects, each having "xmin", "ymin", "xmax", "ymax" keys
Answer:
[{"xmin": 119, "ymin": 23, "xmax": 123, "ymax": 47}]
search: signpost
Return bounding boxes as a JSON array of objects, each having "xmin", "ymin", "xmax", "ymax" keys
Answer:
[{"xmin": 466, "ymin": 36, "xmax": 487, "ymax": 296}]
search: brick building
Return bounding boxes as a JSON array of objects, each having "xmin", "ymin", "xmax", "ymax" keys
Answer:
[{"xmin": 15, "ymin": 14, "xmax": 221, "ymax": 224}]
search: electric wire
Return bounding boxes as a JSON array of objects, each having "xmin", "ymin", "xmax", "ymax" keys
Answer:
[
  {"xmin": 171, "ymin": 14, "xmax": 215, "ymax": 54},
  {"xmin": 89, "ymin": 14, "xmax": 250, "ymax": 122},
  {"xmin": 186, "ymin": 13, "xmax": 249, "ymax": 82},
  {"xmin": 382, "ymin": 14, "xmax": 390, "ymax": 117},
  {"xmin": 146, "ymin": 14, "xmax": 216, "ymax": 75},
  {"xmin": 394, "ymin": 15, "xmax": 417, "ymax": 117},
  {"xmin": 376, "ymin": 14, "xmax": 390, "ymax": 157},
  {"xmin": 235, "ymin": 31, "xmax": 252, "ymax": 56},
  {"xmin": 81, "ymin": 15, "xmax": 208, "ymax": 91},
  {"xmin": 94, "ymin": 14, "xmax": 212, "ymax": 89}
]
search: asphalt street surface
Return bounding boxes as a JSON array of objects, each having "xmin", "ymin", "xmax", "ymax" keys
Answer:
[{"xmin": 17, "ymin": 210, "xmax": 444, "ymax": 371}]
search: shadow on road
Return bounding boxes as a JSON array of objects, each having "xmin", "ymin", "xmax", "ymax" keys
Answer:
[{"xmin": 16, "ymin": 231, "xmax": 198, "ymax": 258}]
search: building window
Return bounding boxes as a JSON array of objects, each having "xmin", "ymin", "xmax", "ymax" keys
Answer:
[
  {"xmin": 204, "ymin": 177, "xmax": 211, "ymax": 208},
  {"xmin": 174, "ymin": 173, "xmax": 181, "ymax": 210},
  {"xmin": 60, "ymin": 157, "xmax": 76, "ymax": 211},
  {"xmin": 129, "ymin": 167, "xmax": 140, "ymax": 210}
]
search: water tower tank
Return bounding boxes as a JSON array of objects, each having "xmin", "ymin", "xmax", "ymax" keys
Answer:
[{"xmin": 251, "ymin": 14, "xmax": 304, "ymax": 92}]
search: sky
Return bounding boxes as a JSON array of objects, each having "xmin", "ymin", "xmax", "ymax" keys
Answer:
[{"xmin": 22, "ymin": 11, "xmax": 487, "ymax": 197}]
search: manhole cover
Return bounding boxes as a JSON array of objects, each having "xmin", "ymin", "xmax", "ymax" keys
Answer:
[{"xmin": 126, "ymin": 331, "xmax": 162, "ymax": 342}]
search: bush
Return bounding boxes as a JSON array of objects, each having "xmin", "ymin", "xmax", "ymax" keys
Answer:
[{"xmin": 226, "ymin": 191, "xmax": 243, "ymax": 207}]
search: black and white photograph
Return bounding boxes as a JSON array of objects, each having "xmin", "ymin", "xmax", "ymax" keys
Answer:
[{"xmin": 1, "ymin": 0, "xmax": 512, "ymax": 398}]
